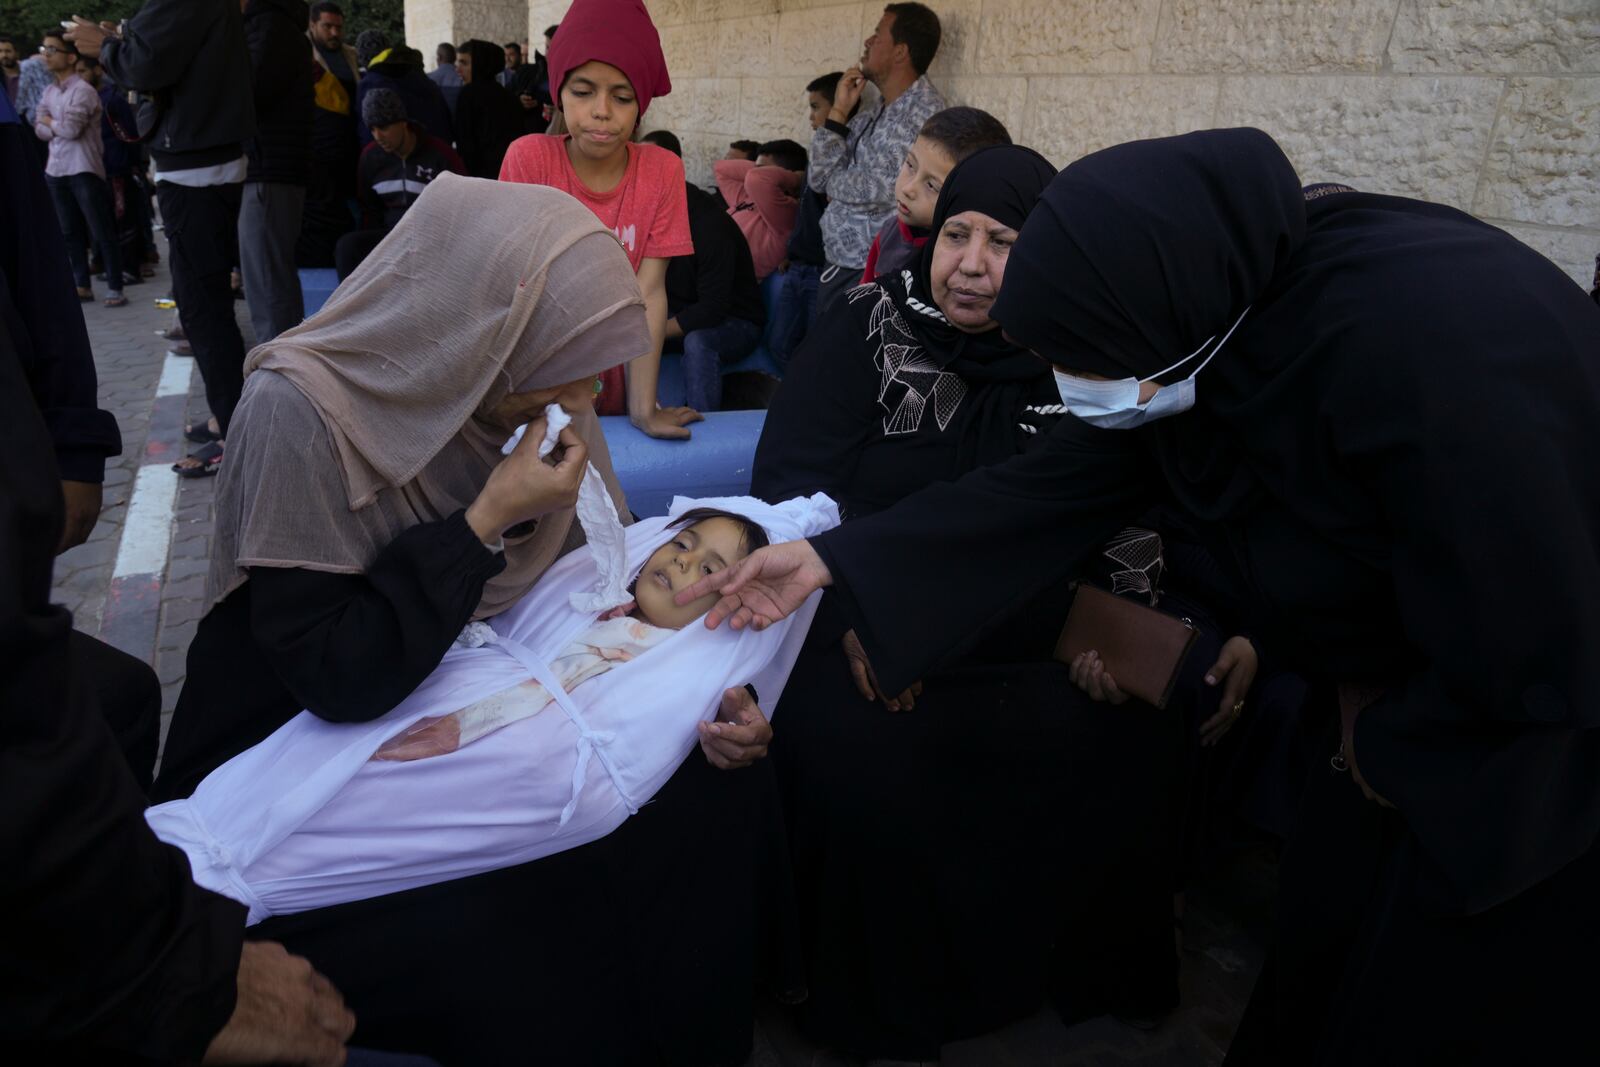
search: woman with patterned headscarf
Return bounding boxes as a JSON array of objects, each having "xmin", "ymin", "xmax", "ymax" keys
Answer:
[{"xmin": 688, "ymin": 127, "xmax": 1600, "ymax": 1065}]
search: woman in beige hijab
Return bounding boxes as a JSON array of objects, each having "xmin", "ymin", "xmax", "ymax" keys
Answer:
[
  {"xmin": 156, "ymin": 173, "xmax": 658, "ymax": 799},
  {"xmin": 152, "ymin": 174, "xmax": 781, "ymax": 1064}
]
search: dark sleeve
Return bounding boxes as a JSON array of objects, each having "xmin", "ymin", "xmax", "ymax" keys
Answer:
[
  {"xmin": 102, "ymin": 90, "xmax": 140, "ymax": 143},
  {"xmin": 1, "ymin": 305, "xmax": 241, "ymax": 1063},
  {"xmin": 101, "ymin": 0, "xmax": 214, "ymax": 93},
  {"xmin": 673, "ymin": 211, "xmax": 739, "ymax": 335},
  {"xmin": 354, "ymin": 77, "xmax": 373, "ymax": 146},
  {"xmin": 455, "ymin": 93, "xmax": 480, "ymax": 172},
  {"xmin": 751, "ymin": 296, "xmax": 879, "ymax": 510},
  {"xmin": 0, "ymin": 124, "xmax": 119, "ymax": 483},
  {"xmin": 356, "ymin": 146, "xmax": 383, "ymax": 228},
  {"xmin": 247, "ymin": 510, "xmax": 508, "ymax": 723},
  {"xmin": 811, "ymin": 416, "xmax": 1155, "ymax": 693}
]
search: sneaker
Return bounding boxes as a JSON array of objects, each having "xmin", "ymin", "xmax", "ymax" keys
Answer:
[{"xmin": 104, "ymin": 291, "xmax": 128, "ymax": 307}]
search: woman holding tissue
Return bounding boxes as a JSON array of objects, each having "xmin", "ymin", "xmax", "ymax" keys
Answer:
[{"xmin": 157, "ymin": 175, "xmax": 777, "ymax": 1065}]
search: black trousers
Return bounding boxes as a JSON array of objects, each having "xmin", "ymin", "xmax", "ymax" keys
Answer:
[
  {"xmin": 157, "ymin": 182, "xmax": 247, "ymax": 436},
  {"xmin": 69, "ymin": 630, "xmax": 161, "ymax": 794}
]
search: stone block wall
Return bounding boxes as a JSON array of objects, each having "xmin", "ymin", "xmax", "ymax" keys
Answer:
[{"xmin": 409, "ymin": 0, "xmax": 1599, "ymax": 284}]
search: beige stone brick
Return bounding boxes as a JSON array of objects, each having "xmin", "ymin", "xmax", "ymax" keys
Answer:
[
  {"xmin": 1216, "ymin": 75, "xmax": 1503, "ymax": 211},
  {"xmin": 780, "ymin": 0, "xmax": 859, "ymax": 11},
  {"xmin": 1390, "ymin": 0, "xmax": 1600, "ymax": 74},
  {"xmin": 641, "ymin": 81, "xmax": 697, "ymax": 135},
  {"xmin": 453, "ymin": 0, "xmax": 531, "ymax": 43},
  {"xmin": 975, "ymin": 0, "xmax": 1163, "ymax": 75},
  {"xmin": 717, "ymin": 15, "xmax": 779, "ymax": 77},
  {"xmin": 739, "ymin": 77, "xmax": 816, "ymax": 142},
  {"xmin": 773, "ymin": 7, "xmax": 868, "ymax": 77},
  {"xmin": 1495, "ymin": 223, "xmax": 1600, "ymax": 289},
  {"xmin": 923, "ymin": 0, "xmax": 983, "ymax": 80},
  {"xmin": 942, "ymin": 77, "xmax": 1031, "ymax": 147},
  {"xmin": 1475, "ymin": 77, "xmax": 1600, "ymax": 228},
  {"xmin": 678, "ymin": 129, "xmax": 734, "ymax": 187},
  {"xmin": 1023, "ymin": 75, "xmax": 1220, "ymax": 168},
  {"xmin": 660, "ymin": 23, "xmax": 718, "ymax": 78},
  {"xmin": 1152, "ymin": 0, "xmax": 1396, "ymax": 73},
  {"xmin": 646, "ymin": 0, "xmax": 697, "ymax": 27}
]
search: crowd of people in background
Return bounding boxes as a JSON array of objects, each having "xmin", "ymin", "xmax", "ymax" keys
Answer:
[{"xmin": 7, "ymin": 0, "xmax": 1600, "ymax": 1065}]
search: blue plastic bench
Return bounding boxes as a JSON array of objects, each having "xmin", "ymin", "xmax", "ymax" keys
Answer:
[
  {"xmin": 300, "ymin": 268, "xmax": 339, "ymax": 317},
  {"xmin": 599, "ymin": 410, "xmax": 766, "ymax": 518}
]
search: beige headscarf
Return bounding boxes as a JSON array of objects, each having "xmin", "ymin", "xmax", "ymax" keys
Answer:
[{"xmin": 208, "ymin": 173, "xmax": 650, "ymax": 617}]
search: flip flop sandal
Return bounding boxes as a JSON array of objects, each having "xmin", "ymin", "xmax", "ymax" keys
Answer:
[
  {"xmin": 184, "ymin": 422, "xmax": 222, "ymax": 444},
  {"xmin": 173, "ymin": 441, "xmax": 224, "ymax": 478}
]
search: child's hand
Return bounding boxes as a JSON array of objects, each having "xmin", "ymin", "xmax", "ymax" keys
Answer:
[
  {"xmin": 1068, "ymin": 650, "xmax": 1128, "ymax": 704},
  {"xmin": 698, "ymin": 687, "xmax": 771, "ymax": 769},
  {"xmin": 1199, "ymin": 635, "xmax": 1258, "ymax": 747}
]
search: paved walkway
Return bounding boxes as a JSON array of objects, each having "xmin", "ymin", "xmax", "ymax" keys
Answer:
[
  {"xmin": 53, "ymin": 241, "xmax": 232, "ymax": 754},
  {"xmin": 55, "ymin": 239, "xmax": 1267, "ymax": 1066}
]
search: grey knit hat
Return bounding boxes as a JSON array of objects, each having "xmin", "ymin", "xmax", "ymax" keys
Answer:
[
  {"xmin": 355, "ymin": 29, "xmax": 390, "ymax": 70},
  {"xmin": 361, "ymin": 88, "xmax": 408, "ymax": 130}
]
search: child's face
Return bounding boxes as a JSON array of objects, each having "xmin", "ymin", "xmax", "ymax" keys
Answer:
[
  {"xmin": 561, "ymin": 60, "xmax": 639, "ymax": 162},
  {"xmin": 632, "ymin": 518, "xmax": 754, "ymax": 629},
  {"xmin": 894, "ymin": 136, "xmax": 957, "ymax": 230},
  {"xmin": 807, "ymin": 91, "xmax": 831, "ymax": 130}
]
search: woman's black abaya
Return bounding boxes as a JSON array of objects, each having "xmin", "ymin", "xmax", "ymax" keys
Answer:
[
  {"xmin": 753, "ymin": 146, "xmax": 1184, "ymax": 1058},
  {"xmin": 801, "ymin": 128, "xmax": 1600, "ymax": 1063}
]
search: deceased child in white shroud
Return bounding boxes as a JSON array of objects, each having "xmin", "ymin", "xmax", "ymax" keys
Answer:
[{"xmin": 147, "ymin": 480, "xmax": 839, "ymax": 925}]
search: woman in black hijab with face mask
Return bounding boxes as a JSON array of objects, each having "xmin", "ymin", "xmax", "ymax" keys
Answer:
[
  {"xmin": 691, "ymin": 127, "xmax": 1600, "ymax": 1064},
  {"xmin": 752, "ymin": 146, "xmax": 1185, "ymax": 1058}
]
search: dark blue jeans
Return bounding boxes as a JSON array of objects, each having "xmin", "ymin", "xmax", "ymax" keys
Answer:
[
  {"xmin": 768, "ymin": 263, "xmax": 820, "ymax": 373},
  {"xmin": 680, "ymin": 316, "xmax": 763, "ymax": 412},
  {"xmin": 45, "ymin": 171, "xmax": 125, "ymax": 293}
]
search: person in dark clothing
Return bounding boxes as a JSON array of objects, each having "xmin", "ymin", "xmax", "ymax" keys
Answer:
[
  {"xmin": 645, "ymin": 131, "xmax": 767, "ymax": 412},
  {"xmin": 73, "ymin": 7, "xmax": 256, "ymax": 481},
  {"xmin": 155, "ymin": 177, "xmax": 779, "ymax": 1066},
  {"xmin": 682, "ymin": 127, "xmax": 1600, "ymax": 1067},
  {"xmin": 2, "ymin": 81, "xmax": 161, "ymax": 791},
  {"xmin": 299, "ymin": 1, "xmax": 359, "ymax": 267},
  {"xmin": 76, "ymin": 58, "xmax": 153, "ymax": 287},
  {"xmin": 334, "ymin": 89, "xmax": 464, "ymax": 279},
  {"xmin": 750, "ymin": 146, "xmax": 1183, "ymax": 1058},
  {"xmin": 355, "ymin": 44, "xmax": 453, "ymax": 148},
  {"xmin": 240, "ymin": 0, "xmax": 313, "ymax": 347},
  {"xmin": 0, "ymin": 80, "xmax": 358, "ymax": 1067},
  {"xmin": 452, "ymin": 38, "xmax": 522, "ymax": 179}
]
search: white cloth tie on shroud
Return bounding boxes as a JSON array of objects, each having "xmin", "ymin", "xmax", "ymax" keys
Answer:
[{"xmin": 146, "ymin": 489, "xmax": 839, "ymax": 924}]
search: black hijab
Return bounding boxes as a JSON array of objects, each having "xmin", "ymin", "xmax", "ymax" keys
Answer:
[
  {"xmin": 457, "ymin": 40, "xmax": 524, "ymax": 178},
  {"xmin": 884, "ymin": 144, "xmax": 1057, "ymax": 466}
]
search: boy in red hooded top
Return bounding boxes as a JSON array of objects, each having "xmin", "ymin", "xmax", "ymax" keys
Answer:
[{"xmin": 499, "ymin": 0, "xmax": 700, "ymax": 440}]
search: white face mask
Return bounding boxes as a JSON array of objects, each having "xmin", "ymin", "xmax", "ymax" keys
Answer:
[{"xmin": 1052, "ymin": 306, "xmax": 1251, "ymax": 430}]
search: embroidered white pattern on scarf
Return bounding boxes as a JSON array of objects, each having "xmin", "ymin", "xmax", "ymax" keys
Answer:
[{"xmin": 851, "ymin": 277, "xmax": 967, "ymax": 437}]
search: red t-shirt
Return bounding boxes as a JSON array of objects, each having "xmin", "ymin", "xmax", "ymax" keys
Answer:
[{"xmin": 499, "ymin": 134, "xmax": 693, "ymax": 270}]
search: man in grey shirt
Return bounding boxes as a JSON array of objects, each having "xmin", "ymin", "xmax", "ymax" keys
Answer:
[{"xmin": 808, "ymin": 2, "xmax": 945, "ymax": 316}]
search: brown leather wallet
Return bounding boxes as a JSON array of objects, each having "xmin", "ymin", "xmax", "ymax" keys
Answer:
[{"xmin": 1053, "ymin": 584, "xmax": 1198, "ymax": 709}]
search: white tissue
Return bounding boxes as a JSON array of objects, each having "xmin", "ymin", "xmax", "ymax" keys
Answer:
[{"xmin": 502, "ymin": 407, "xmax": 633, "ymax": 615}]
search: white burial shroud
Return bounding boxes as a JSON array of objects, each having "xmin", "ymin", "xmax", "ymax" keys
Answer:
[{"xmin": 146, "ymin": 491, "xmax": 839, "ymax": 925}]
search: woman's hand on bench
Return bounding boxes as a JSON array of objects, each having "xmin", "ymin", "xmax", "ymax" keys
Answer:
[{"xmin": 698, "ymin": 686, "xmax": 772, "ymax": 769}]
